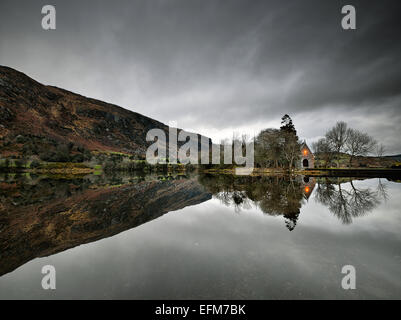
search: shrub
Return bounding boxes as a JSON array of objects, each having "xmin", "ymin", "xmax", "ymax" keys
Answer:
[
  {"xmin": 15, "ymin": 135, "xmax": 25, "ymax": 143},
  {"xmin": 30, "ymin": 160, "xmax": 41, "ymax": 168},
  {"xmin": 72, "ymin": 154, "xmax": 84, "ymax": 163}
]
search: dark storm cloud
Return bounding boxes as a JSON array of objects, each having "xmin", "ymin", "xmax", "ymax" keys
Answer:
[{"xmin": 0, "ymin": 0, "xmax": 400, "ymax": 152}]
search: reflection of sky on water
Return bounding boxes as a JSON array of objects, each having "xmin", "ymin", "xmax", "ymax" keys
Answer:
[{"xmin": 0, "ymin": 178, "xmax": 400, "ymax": 299}]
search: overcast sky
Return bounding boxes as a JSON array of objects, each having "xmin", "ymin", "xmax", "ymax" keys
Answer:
[{"xmin": 1, "ymin": 0, "xmax": 400, "ymax": 153}]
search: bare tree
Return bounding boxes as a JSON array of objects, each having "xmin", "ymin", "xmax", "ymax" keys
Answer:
[
  {"xmin": 376, "ymin": 143, "xmax": 386, "ymax": 158},
  {"xmin": 281, "ymin": 131, "xmax": 301, "ymax": 171},
  {"xmin": 312, "ymin": 138, "xmax": 334, "ymax": 168},
  {"xmin": 325, "ymin": 121, "xmax": 348, "ymax": 168},
  {"xmin": 345, "ymin": 128, "xmax": 377, "ymax": 166}
]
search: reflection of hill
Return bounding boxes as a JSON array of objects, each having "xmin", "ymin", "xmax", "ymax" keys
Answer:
[{"xmin": 0, "ymin": 175, "xmax": 211, "ymax": 276}]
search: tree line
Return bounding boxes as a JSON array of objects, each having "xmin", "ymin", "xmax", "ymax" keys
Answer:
[
  {"xmin": 254, "ymin": 114, "xmax": 301, "ymax": 170},
  {"xmin": 312, "ymin": 121, "xmax": 383, "ymax": 168}
]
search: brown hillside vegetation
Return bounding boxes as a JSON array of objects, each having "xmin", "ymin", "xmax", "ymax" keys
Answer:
[{"xmin": 0, "ymin": 66, "xmax": 210, "ymax": 160}]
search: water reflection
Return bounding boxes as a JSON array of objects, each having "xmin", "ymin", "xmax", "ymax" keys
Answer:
[
  {"xmin": 314, "ymin": 178, "xmax": 381, "ymax": 224},
  {"xmin": 199, "ymin": 174, "xmax": 388, "ymax": 229},
  {"xmin": 0, "ymin": 172, "xmax": 393, "ymax": 278},
  {"xmin": 199, "ymin": 175, "xmax": 312, "ymax": 231},
  {"xmin": 0, "ymin": 172, "xmax": 211, "ymax": 276}
]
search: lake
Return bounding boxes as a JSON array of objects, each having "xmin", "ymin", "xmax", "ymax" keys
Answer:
[{"xmin": 0, "ymin": 173, "xmax": 400, "ymax": 299}]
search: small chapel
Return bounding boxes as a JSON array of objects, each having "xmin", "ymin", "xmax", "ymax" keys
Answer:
[{"xmin": 300, "ymin": 141, "xmax": 314, "ymax": 169}]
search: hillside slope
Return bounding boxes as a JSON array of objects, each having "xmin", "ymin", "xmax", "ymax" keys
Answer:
[{"xmin": 0, "ymin": 66, "xmax": 210, "ymax": 160}]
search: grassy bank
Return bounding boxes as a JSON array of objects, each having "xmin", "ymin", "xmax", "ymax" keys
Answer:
[
  {"xmin": 0, "ymin": 158, "xmax": 196, "ymax": 175},
  {"xmin": 201, "ymin": 166, "xmax": 401, "ymax": 178},
  {"xmin": 0, "ymin": 160, "xmax": 95, "ymax": 174},
  {"xmin": 2, "ymin": 156, "xmax": 401, "ymax": 177}
]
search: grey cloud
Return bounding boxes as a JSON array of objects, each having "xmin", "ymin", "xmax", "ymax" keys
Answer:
[{"xmin": 0, "ymin": 0, "xmax": 400, "ymax": 152}]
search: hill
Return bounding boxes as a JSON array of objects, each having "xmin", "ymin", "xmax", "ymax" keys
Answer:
[
  {"xmin": 0, "ymin": 66, "xmax": 210, "ymax": 162},
  {"xmin": 385, "ymin": 154, "xmax": 401, "ymax": 161}
]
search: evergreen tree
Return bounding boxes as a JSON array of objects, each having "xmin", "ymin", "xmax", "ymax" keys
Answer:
[{"xmin": 280, "ymin": 114, "xmax": 297, "ymax": 136}]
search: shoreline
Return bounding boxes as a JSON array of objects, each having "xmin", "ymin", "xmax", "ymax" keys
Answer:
[
  {"xmin": 1, "ymin": 163, "xmax": 401, "ymax": 178},
  {"xmin": 201, "ymin": 167, "xmax": 401, "ymax": 178}
]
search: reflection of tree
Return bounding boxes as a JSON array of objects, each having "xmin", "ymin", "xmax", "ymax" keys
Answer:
[
  {"xmin": 284, "ymin": 212, "xmax": 300, "ymax": 231},
  {"xmin": 377, "ymin": 179, "xmax": 388, "ymax": 202},
  {"xmin": 199, "ymin": 175, "xmax": 392, "ymax": 228},
  {"xmin": 314, "ymin": 178, "xmax": 381, "ymax": 224},
  {"xmin": 214, "ymin": 190, "xmax": 252, "ymax": 213},
  {"xmin": 198, "ymin": 174, "xmax": 304, "ymax": 230}
]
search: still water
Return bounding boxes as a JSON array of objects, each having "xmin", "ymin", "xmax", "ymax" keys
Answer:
[{"xmin": 0, "ymin": 173, "xmax": 400, "ymax": 299}]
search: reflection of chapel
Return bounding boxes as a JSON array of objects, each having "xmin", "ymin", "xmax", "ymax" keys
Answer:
[
  {"xmin": 284, "ymin": 176, "xmax": 316, "ymax": 231},
  {"xmin": 301, "ymin": 176, "xmax": 316, "ymax": 201},
  {"xmin": 300, "ymin": 141, "xmax": 314, "ymax": 169},
  {"xmin": 282, "ymin": 175, "xmax": 316, "ymax": 231}
]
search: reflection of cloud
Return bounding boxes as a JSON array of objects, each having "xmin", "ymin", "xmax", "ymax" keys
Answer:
[{"xmin": 1, "ymin": 179, "xmax": 401, "ymax": 298}]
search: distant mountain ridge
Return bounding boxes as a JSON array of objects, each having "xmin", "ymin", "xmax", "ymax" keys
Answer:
[
  {"xmin": 386, "ymin": 154, "xmax": 401, "ymax": 161},
  {"xmin": 0, "ymin": 66, "xmax": 210, "ymax": 159}
]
